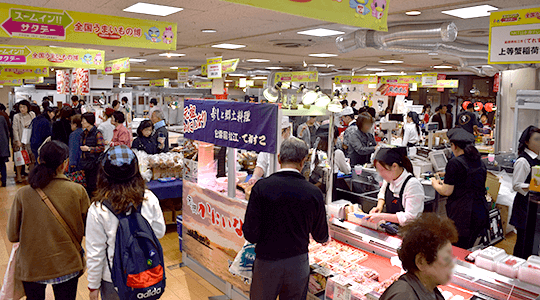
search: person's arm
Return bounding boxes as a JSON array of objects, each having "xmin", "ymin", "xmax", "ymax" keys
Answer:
[
  {"xmin": 88, "ymin": 132, "xmax": 105, "ymax": 153},
  {"xmin": 145, "ymin": 191, "xmax": 166, "ymax": 239},
  {"xmin": 297, "ymin": 124, "xmax": 307, "ymax": 138},
  {"xmin": 370, "ymin": 181, "xmax": 387, "ymax": 214},
  {"xmin": 513, "ymin": 158, "xmax": 531, "ymax": 196},
  {"xmin": 12, "ymin": 115, "xmax": 21, "ymax": 144},
  {"xmin": 248, "ymin": 152, "xmax": 269, "ymax": 184},
  {"xmin": 85, "ymin": 205, "xmax": 107, "ymax": 290},
  {"xmin": 6, "ymin": 193, "xmax": 22, "ymax": 243},
  {"xmin": 311, "ymin": 191, "xmax": 330, "ymax": 244},
  {"xmin": 334, "ymin": 150, "xmax": 351, "ymax": 174},
  {"xmin": 431, "ymin": 178, "xmax": 454, "ymax": 196},
  {"xmin": 242, "ymin": 183, "xmax": 263, "ymax": 244},
  {"xmin": 402, "ymin": 125, "xmax": 411, "ymax": 146}
]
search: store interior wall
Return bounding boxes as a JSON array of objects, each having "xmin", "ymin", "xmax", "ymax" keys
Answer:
[
  {"xmin": 499, "ymin": 67, "xmax": 538, "ymax": 153},
  {"xmin": 0, "ymin": 88, "xmax": 10, "ymax": 106}
]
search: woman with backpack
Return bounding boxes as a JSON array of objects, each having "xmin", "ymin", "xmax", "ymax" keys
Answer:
[
  {"xmin": 86, "ymin": 145, "xmax": 166, "ymax": 300},
  {"xmin": 7, "ymin": 140, "xmax": 90, "ymax": 300}
]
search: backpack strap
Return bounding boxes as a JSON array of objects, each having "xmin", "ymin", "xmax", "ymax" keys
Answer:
[{"xmin": 36, "ymin": 188, "xmax": 82, "ymax": 252}]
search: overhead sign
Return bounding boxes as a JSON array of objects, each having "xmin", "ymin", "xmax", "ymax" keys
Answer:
[
  {"xmin": 72, "ymin": 68, "xmax": 90, "ymax": 95},
  {"xmin": 421, "ymin": 73, "xmax": 437, "ymax": 86},
  {"xmin": 379, "ymin": 75, "xmax": 422, "ymax": 85},
  {"xmin": 177, "ymin": 67, "xmax": 189, "ymax": 83},
  {"xmin": 0, "ymin": 78, "xmax": 22, "ymax": 85},
  {"xmin": 0, "ymin": 3, "xmax": 177, "ymax": 50},
  {"xmin": 150, "ymin": 78, "xmax": 169, "ymax": 87},
  {"xmin": 222, "ymin": 58, "xmax": 239, "ymax": 73},
  {"xmin": 432, "ymin": 80, "xmax": 459, "ymax": 89},
  {"xmin": 221, "ymin": 0, "xmax": 389, "ymax": 32},
  {"xmin": 0, "ymin": 66, "xmax": 48, "ymax": 78},
  {"xmin": 437, "ymin": 74, "xmax": 446, "ymax": 92},
  {"xmin": 384, "ymin": 83, "xmax": 409, "ymax": 96},
  {"xmin": 25, "ymin": 77, "xmax": 44, "ymax": 84},
  {"xmin": 334, "ymin": 75, "xmax": 378, "ymax": 85},
  {"xmin": 184, "ymin": 100, "xmax": 279, "ymax": 153},
  {"xmin": 207, "ymin": 56, "xmax": 222, "ymax": 79},
  {"xmin": 104, "ymin": 57, "xmax": 130, "ymax": 74},
  {"xmin": 0, "ymin": 44, "xmax": 105, "ymax": 69},
  {"xmin": 194, "ymin": 81, "xmax": 212, "ymax": 89},
  {"xmin": 275, "ymin": 71, "xmax": 318, "ymax": 82}
]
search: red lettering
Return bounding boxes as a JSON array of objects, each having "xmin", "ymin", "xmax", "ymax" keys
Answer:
[{"xmin": 198, "ymin": 203, "xmax": 206, "ymax": 219}]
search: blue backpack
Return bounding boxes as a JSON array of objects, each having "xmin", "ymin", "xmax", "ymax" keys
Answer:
[{"xmin": 102, "ymin": 201, "xmax": 166, "ymax": 300}]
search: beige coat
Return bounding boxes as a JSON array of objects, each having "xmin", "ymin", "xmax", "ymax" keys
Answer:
[
  {"xmin": 7, "ymin": 175, "xmax": 90, "ymax": 282},
  {"xmin": 12, "ymin": 112, "xmax": 35, "ymax": 144}
]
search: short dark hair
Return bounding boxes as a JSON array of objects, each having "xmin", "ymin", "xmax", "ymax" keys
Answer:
[
  {"xmin": 279, "ymin": 137, "xmax": 308, "ymax": 164},
  {"xmin": 71, "ymin": 114, "xmax": 82, "ymax": 128},
  {"xmin": 351, "ymin": 100, "xmax": 357, "ymax": 106},
  {"xmin": 446, "ymin": 104, "xmax": 453, "ymax": 110},
  {"xmin": 466, "ymin": 103, "xmax": 474, "ymax": 110},
  {"xmin": 518, "ymin": 126, "xmax": 540, "ymax": 155},
  {"xmin": 112, "ymin": 100, "xmax": 120, "ymax": 108},
  {"xmin": 137, "ymin": 120, "xmax": 154, "ymax": 137},
  {"xmin": 42, "ymin": 100, "xmax": 51, "ymax": 110},
  {"xmin": 356, "ymin": 112, "xmax": 374, "ymax": 130},
  {"xmin": 82, "ymin": 112, "xmax": 95, "ymax": 125},
  {"xmin": 398, "ymin": 213, "xmax": 459, "ymax": 272},
  {"xmin": 366, "ymin": 107, "xmax": 376, "ymax": 118},
  {"xmin": 59, "ymin": 106, "xmax": 74, "ymax": 120},
  {"xmin": 71, "ymin": 95, "xmax": 79, "ymax": 102},
  {"xmin": 340, "ymin": 100, "xmax": 348, "ymax": 106},
  {"xmin": 18, "ymin": 100, "xmax": 31, "ymax": 112},
  {"xmin": 79, "ymin": 99, "xmax": 86, "ymax": 105},
  {"xmin": 112, "ymin": 111, "xmax": 125, "ymax": 123},
  {"xmin": 0, "ymin": 103, "xmax": 5, "ymax": 111},
  {"xmin": 150, "ymin": 98, "xmax": 158, "ymax": 105},
  {"xmin": 121, "ymin": 97, "xmax": 128, "ymax": 103}
]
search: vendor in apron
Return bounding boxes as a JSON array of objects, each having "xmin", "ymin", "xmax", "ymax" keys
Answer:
[
  {"xmin": 510, "ymin": 126, "xmax": 540, "ymax": 259},
  {"xmin": 431, "ymin": 128, "xmax": 489, "ymax": 250},
  {"xmin": 366, "ymin": 147, "xmax": 425, "ymax": 226}
]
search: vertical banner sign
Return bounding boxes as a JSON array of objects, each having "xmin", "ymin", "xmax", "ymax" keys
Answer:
[
  {"xmin": 119, "ymin": 73, "xmax": 125, "ymax": 87},
  {"xmin": 184, "ymin": 100, "xmax": 279, "ymax": 153},
  {"xmin": 72, "ymin": 68, "xmax": 89, "ymax": 95},
  {"xmin": 201, "ymin": 64, "xmax": 207, "ymax": 76},
  {"xmin": 493, "ymin": 73, "xmax": 500, "ymax": 92},
  {"xmin": 275, "ymin": 71, "xmax": 318, "ymax": 82},
  {"xmin": 489, "ymin": 7, "xmax": 540, "ymax": 64},
  {"xmin": 177, "ymin": 67, "xmax": 189, "ymax": 83},
  {"xmin": 104, "ymin": 57, "xmax": 130, "ymax": 74},
  {"xmin": 0, "ymin": 44, "xmax": 104, "ymax": 69},
  {"xmin": 437, "ymin": 74, "xmax": 446, "ymax": 92},
  {"xmin": 56, "ymin": 69, "xmax": 70, "ymax": 94},
  {"xmin": 207, "ymin": 57, "xmax": 222, "ymax": 79},
  {"xmin": 182, "ymin": 181, "xmax": 250, "ymax": 295},
  {"xmin": 421, "ymin": 73, "xmax": 438, "ymax": 86},
  {"xmin": 221, "ymin": 58, "xmax": 239, "ymax": 73},
  {"xmin": 0, "ymin": 3, "xmax": 177, "ymax": 50},
  {"xmin": 220, "ymin": 0, "xmax": 389, "ymax": 31},
  {"xmin": 0, "ymin": 66, "xmax": 48, "ymax": 78}
]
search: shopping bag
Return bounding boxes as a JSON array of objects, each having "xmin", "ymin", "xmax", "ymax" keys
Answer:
[
  {"xmin": 20, "ymin": 128, "xmax": 31, "ymax": 145},
  {"xmin": 228, "ymin": 241, "xmax": 256, "ymax": 282},
  {"xmin": 20, "ymin": 150, "xmax": 30, "ymax": 165},
  {"xmin": 0, "ymin": 243, "xmax": 25, "ymax": 300},
  {"xmin": 13, "ymin": 151, "xmax": 25, "ymax": 167}
]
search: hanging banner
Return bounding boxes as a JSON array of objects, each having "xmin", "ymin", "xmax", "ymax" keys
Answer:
[
  {"xmin": 194, "ymin": 81, "xmax": 212, "ymax": 89},
  {"xmin": 0, "ymin": 66, "xmax": 48, "ymax": 78},
  {"xmin": 489, "ymin": 7, "xmax": 540, "ymax": 64},
  {"xmin": 421, "ymin": 73, "xmax": 438, "ymax": 86},
  {"xmin": 383, "ymin": 83, "xmax": 409, "ymax": 96},
  {"xmin": 201, "ymin": 64, "xmax": 207, "ymax": 76},
  {"xmin": 150, "ymin": 78, "xmax": 169, "ymax": 87},
  {"xmin": 379, "ymin": 75, "xmax": 422, "ymax": 85},
  {"xmin": 56, "ymin": 69, "xmax": 70, "ymax": 94},
  {"xmin": 334, "ymin": 75, "xmax": 378, "ymax": 85},
  {"xmin": 207, "ymin": 56, "xmax": 222, "ymax": 79},
  {"xmin": 104, "ymin": 57, "xmax": 130, "ymax": 74},
  {"xmin": 177, "ymin": 67, "xmax": 189, "ymax": 82},
  {"xmin": 437, "ymin": 74, "xmax": 446, "ymax": 92},
  {"xmin": 493, "ymin": 73, "xmax": 500, "ymax": 93},
  {"xmin": 119, "ymin": 73, "xmax": 125, "ymax": 87},
  {"xmin": 221, "ymin": 0, "xmax": 389, "ymax": 31},
  {"xmin": 184, "ymin": 100, "xmax": 279, "ymax": 153},
  {"xmin": 0, "ymin": 3, "xmax": 177, "ymax": 50},
  {"xmin": 275, "ymin": 71, "xmax": 318, "ymax": 83},
  {"xmin": 222, "ymin": 58, "xmax": 239, "ymax": 73},
  {"xmin": 432, "ymin": 80, "xmax": 459, "ymax": 89},
  {"xmin": 25, "ymin": 77, "xmax": 43, "ymax": 84},
  {"xmin": 0, "ymin": 78, "xmax": 22, "ymax": 85},
  {"xmin": 72, "ymin": 68, "xmax": 89, "ymax": 95},
  {"xmin": 0, "ymin": 44, "xmax": 105, "ymax": 69}
]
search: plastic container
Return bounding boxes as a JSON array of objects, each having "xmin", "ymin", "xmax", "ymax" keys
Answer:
[
  {"xmin": 496, "ymin": 255, "xmax": 526, "ymax": 278},
  {"xmin": 518, "ymin": 261, "xmax": 540, "ymax": 286},
  {"xmin": 216, "ymin": 177, "xmax": 239, "ymax": 189},
  {"xmin": 475, "ymin": 246, "xmax": 508, "ymax": 271},
  {"xmin": 527, "ymin": 255, "xmax": 540, "ymax": 266}
]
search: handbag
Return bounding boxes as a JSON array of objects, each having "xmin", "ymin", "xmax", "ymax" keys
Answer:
[
  {"xmin": 65, "ymin": 170, "xmax": 86, "ymax": 187},
  {"xmin": 0, "ymin": 243, "xmax": 25, "ymax": 300},
  {"xmin": 35, "ymin": 188, "xmax": 86, "ymax": 274},
  {"xmin": 228, "ymin": 241, "xmax": 256, "ymax": 283}
]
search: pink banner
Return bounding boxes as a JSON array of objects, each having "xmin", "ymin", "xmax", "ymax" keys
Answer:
[
  {"xmin": 72, "ymin": 68, "xmax": 89, "ymax": 95},
  {"xmin": 56, "ymin": 69, "xmax": 70, "ymax": 94}
]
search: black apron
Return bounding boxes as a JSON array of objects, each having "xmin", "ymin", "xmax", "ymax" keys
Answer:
[
  {"xmin": 445, "ymin": 156, "xmax": 489, "ymax": 238},
  {"xmin": 385, "ymin": 175, "xmax": 414, "ymax": 214},
  {"xmin": 510, "ymin": 152, "xmax": 540, "ymax": 229}
]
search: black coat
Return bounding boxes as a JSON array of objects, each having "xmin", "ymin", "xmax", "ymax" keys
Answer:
[
  {"xmin": 152, "ymin": 125, "xmax": 169, "ymax": 153},
  {"xmin": 52, "ymin": 119, "xmax": 72, "ymax": 146},
  {"xmin": 0, "ymin": 116, "xmax": 9, "ymax": 158},
  {"xmin": 132, "ymin": 136, "xmax": 158, "ymax": 154}
]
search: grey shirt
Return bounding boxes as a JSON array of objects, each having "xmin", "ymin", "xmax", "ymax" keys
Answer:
[{"xmin": 380, "ymin": 272, "xmax": 444, "ymax": 300}]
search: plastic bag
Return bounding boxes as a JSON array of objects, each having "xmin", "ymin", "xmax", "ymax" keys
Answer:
[
  {"xmin": 13, "ymin": 151, "xmax": 25, "ymax": 167},
  {"xmin": 229, "ymin": 241, "xmax": 256, "ymax": 281},
  {"xmin": 0, "ymin": 243, "xmax": 25, "ymax": 300}
]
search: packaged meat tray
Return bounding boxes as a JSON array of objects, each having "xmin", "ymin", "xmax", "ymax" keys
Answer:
[
  {"xmin": 346, "ymin": 264, "xmax": 380, "ymax": 282},
  {"xmin": 496, "ymin": 255, "xmax": 526, "ymax": 278},
  {"xmin": 518, "ymin": 259, "xmax": 540, "ymax": 286},
  {"xmin": 475, "ymin": 246, "xmax": 508, "ymax": 271}
]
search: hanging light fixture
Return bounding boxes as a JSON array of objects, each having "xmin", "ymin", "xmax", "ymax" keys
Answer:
[
  {"xmin": 263, "ymin": 82, "xmax": 282, "ymax": 102},
  {"xmin": 301, "ymin": 84, "xmax": 318, "ymax": 105},
  {"xmin": 327, "ymin": 96, "xmax": 343, "ymax": 113},
  {"xmin": 314, "ymin": 86, "xmax": 331, "ymax": 107}
]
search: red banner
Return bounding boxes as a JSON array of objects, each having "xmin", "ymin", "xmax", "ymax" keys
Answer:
[
  {"xmin": 56, "ymin": 69, "xmax": 70, "ymax": 94},
  {"xmin": 72, "ymin": 68, "xmax": 89, "ymax": 95},
  {"xmin": 385, "ymin": 83, "xmax": 409, "ymax": 96},
  {"xmin": 437, "ymin": 74, "xmax": 446, "ymax": 92},
  {"xmin": 493, "ymin": 73, "xmax": 500, "ymax": 93}
]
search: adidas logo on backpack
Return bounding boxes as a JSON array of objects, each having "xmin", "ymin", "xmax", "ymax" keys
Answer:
[{"xmin": 103, "ymin": 201, "xmax": 166, "ymax": 300}]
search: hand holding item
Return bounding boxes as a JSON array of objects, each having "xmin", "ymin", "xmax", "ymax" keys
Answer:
[
  {"xmin": 369, "ymin": 207, "xmax": 382, "ymax": 214},
  {"xmin": 430, "ymin": 177, "xmax": 443, "ymax": 187},
  {"xmin": 366, "ymin": 213, "xmax": 385, "ymax": 224},
  {"xmin": 89, "ymin": 289, "xmax": 99, "ymax": 300},
  {"xmin": 80, "ymin": 145, "xmax": 90, "ymax": 152},
  {"xmin": 247, "ymin": 176, "xmax": 259, "ymax": 185},
  {"xmin": 15, "ymin": 140, "xmax": 21, "ymax": 148}
]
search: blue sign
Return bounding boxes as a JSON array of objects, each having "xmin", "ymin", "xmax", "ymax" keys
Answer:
[{"xmin": 183, "ymin": 100, "xmax": 279, "ymax": 153}]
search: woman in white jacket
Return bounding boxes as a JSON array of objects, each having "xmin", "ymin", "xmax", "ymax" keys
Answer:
[
  {"xmin": 402, "ymin": 111, "xmax": 420, "ymax": 147},
  {"xmin": 85, "ymin": 146, "xmax": 165, "ymax": 300}
]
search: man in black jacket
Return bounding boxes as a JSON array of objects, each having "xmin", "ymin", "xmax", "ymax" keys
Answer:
[
  {"xmin": 243, "ymin": 137, "xmax": 329, "ymax": 300},
  {"xmin": 150, "ymin": 110, "xmax": 169, "ymax": 153}
]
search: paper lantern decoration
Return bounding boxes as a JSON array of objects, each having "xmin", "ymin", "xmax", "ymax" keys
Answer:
[
  {"xmin": 485, "ymin": 103, "xmax": 496, "ymax": 112},
  {"xmin": 474, "ymin": 102, "xmax": 483, "ymax": 111},
  {"xmin": 462, "ymin": 101, "xmax": 471, "ymax": 110}
]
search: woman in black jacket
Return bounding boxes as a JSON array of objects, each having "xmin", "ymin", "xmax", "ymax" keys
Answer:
[
  {"xmin": 131, "ymin": 120, "xmax": 158, "ymax": 154},
  {"xmin": 52, "ymin": 106, "xmax": 74, "ymax": 146},
  {"xmin": 79, "ymin": 113, "xmax": 105, "ymax": 197}
]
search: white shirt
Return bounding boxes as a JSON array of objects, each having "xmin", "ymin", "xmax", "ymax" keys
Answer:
[
  {"xmin": 256, "ymin": 152, "xmax": 276, "ymax": 178},
  {"xmin": 334, "ymin": 149, "xmax": 351, "ymax": 174},
  {"xmin": 402, "ymin": 122, "xmax": 420, "ymax": 146},
  {"xmin": 97, "ymin": 119, "xmax": 114, "ymax": 143},
  {"xmin": 513, "ymin": 148, "xmax": 539, "ymax": 196},
  {"xmin": 376, "ymin": 170, "xmax": 425, "ymax": 226},
  {"xmin": 85, "ymin": 190, "xmax": 166, "ymax": 289}
]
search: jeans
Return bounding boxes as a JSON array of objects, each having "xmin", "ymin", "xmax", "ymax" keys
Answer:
[{"xmin": 22, "ymin": 277, "xmax": 79, "ymax": 300}]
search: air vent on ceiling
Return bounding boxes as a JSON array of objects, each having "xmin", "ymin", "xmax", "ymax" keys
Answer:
[
  {"xmin": 270, "ymin": 39, "xmax": 314, "ymax": 48},
  {"xmin": 459, "ymin": 29, "xmax": 489, "ymax": 37}
]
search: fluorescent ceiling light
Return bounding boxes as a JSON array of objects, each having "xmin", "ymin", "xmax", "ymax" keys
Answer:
[
  {"xmin": 48, "ymin": 45, "xmax": 59, "ymax": 48},
  {"xmin": 366, "ymin": 68, "xmax": 385, "ymax": 71},
  {"xmin": 266, "ymin": 67, "xmax": 284, "ymax": 70},
  {"xmin": 297, "ymin": 28, "xmax": 345, "ymax": 37},
  {"xmin": 228, "ymin": 73, "xmax": 246, "ymax": 76},
  {"xmin": 433, "ymin": 65, "xmax": 453, "ymax": 69},
  {"xmin": 129, "ymin": 58, "xmax": 147, "ymax": 63},
  {"xmin": 201, "ymin": 29, "xmax": 217, "ymax": 33},
  {"xmin": 376, "ymin": 72, "xmax": 402, "ymax": 76},
  {"xmin": 127, "ymin": 77, "xmax": 141, "ymax": 79},
  {"xmin": 416, "ymin": 72, "xmax": 423, "ymax": 74},
  {"xmin": 311, "ymin": 64, "xmax": 334, "ymax": 67},
  {"xmin": 252, "ymin": 76, "xmax": 267, "ymax": 80},
  {"xmin": 441, "ymin": 5, "xmax": 498, "ymax": 19},
  {"xmin": 211, "ymin": 43, "xmax": 246, "ymax": 49},
  {"xmin": 145, "ymin": 69, "xmax": 160, "ymax": 72},
  {"xmin": 159, "ymin": 53, "xmax": 185, "ymax": 57},
  {"xmin": 170, "ymin": 67, "xmax": 179, "ymax": 70},
  {"xmin": 406, "ymin": 11, "xmax": 421, "ymax": 16},
  {"xmin": 379, "ymin": 60, "xmax": 404, "ymax": 64},
  {"xmin": 309, "ymin": 53, "xmax": 338, "ymax": 58},
  {"xmin": 123, "ymin": 2, "xmax": 183, "ymax": 17},
  {"xmin": 246, "ymin": 59, "xmax": 270, "ymax": 63}
]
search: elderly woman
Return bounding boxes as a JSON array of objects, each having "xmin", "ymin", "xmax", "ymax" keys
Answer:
[{"xmin": 380, "ymin": 213, "xmax": 458, "ymax": 300}]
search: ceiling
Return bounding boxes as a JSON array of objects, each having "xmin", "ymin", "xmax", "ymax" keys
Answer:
[{"xmin": 2, "ymin": 0, "xmax": 539, "ymax": 81}]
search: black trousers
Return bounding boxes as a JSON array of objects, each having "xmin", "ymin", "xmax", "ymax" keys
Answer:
[
  {"xmin": 250, "ymin": 253, "xmax": 309, "ymax": 300},
  {"xmin": 23, "ymin": 277, "xmax": 79, "ymax": 300},
  {"xmin": 513, "ymin": 228, "xmax": 527, "ymax": 259}
]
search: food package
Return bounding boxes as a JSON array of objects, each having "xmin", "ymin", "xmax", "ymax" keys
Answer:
[
  {"xmin": 308, "ymin": 266, "xmax": 337, "ymax": 295},
  {"xmin": 518, "ymin": 258, "xmax": 540, "ymax": 286},
  {"xmin": 133, "ymin": 150, "xmax": 184, "ymax": 181},
  {"xmin": 529, "ymin": 166, "xmax": 540, "ymax": 192},
  {"xmin": 496, "ymin": 255, "xmax": 526, "ymax": 278},
  {"xmin": 327, "ymin": 200, "xmax": 352, "ymax": 220},
  {"xmin": 475, "ymin": 246, "xmax": 508, "ymax": 271}
]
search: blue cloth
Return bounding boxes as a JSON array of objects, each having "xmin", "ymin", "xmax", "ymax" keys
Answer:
[
  {"xmin": 103, "ymin": 145, "xmax": 135, "ymax": 167},
  {"xmin": 30, "ymin": 114, "xmax": 52, "ymax": 156},
  {"xmin": 69, "ymin": 128, "xmax": 83, "ymax": 172},
  {"xmin": 154, "ymin": 120, "xmax": 166, "ymax": 130},
  {"xmin": 147, "ymin": 179, "xmax": 183, "ymax": 200}
]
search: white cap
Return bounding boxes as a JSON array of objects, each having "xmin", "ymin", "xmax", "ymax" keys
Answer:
[
  {"xmin": 281, "ymin": 116, "xmax": 290, "ymax": 129},
  {"xmin": 340, "ymin": 106, "xmax": 354, "ymax": 116}
]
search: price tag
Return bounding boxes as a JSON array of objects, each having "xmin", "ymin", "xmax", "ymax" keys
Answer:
[{"xmin": 334, "ymin": 283, "xmax": 351, "ymax": 300}]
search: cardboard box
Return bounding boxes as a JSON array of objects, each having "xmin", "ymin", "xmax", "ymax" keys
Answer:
[
  {"xmin": 163, "ymin": 210, "xmax": 174, "ymax": 225},
  {"xmin": 486, "ymin": 171, "xmax": 501, "ymax": 203},
  {"xmin": 495, "ymin": 203, "xmax": 513, "ymax": 235}
]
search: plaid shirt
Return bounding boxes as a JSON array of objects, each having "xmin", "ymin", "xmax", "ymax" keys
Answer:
[
  {"xmin": 83, "ymin": 129, "xmax": 105, "ymax": 154},
  {"xmin": 35, "ymin": 270, "xmax": 79, "ymax": 285},
  {"xmin": 104, "ymin": 145, "xmax": 136, "ymax": 166}
]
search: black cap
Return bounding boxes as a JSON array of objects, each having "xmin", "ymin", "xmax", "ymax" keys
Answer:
[
  {"xmin": 375, "ymin": 147, "xmax": 408, "ymax": 166},
  {"xmin": 447, "ymin": 127, "xmax": 475, "ymax": 144}
]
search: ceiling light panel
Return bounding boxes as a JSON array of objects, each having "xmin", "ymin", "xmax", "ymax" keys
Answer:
[
  {"xmin": 311, "ymin": 64, "xmax": 335, "ymax": 67},
  {"xmin": 297, "ymin": 28, "xmax": 345, "ymax": 37},
  {"xmin": 246, "ymin": 59, "xmax": 270, "ymax": 63},
  {"xmin": 123, "ymin": 2, "xmax": 183, "ymax": 17},
  {"xmin": 159, "ymin": 53, "xmax": 185, "ymax": 57},
  {"xmin": 145, "ymin": 69, "xmax": 160, "ymax": 72},
  {"xmin": 266, "ymin": 67, "xmax": 284, "ymax": 70},
  {"xmin": 309, "ymin": 53, "xmax": 338, "ymax": 57},
  {"xmin": 433, "ymin": 65, "xmax": 453, "ymax": 69},
  {"xmin": 366, "ymin": 68, "xmax": 385, "ymax": 71},
  {"xmin": 170, "ymin": 67, "xmax": 179, "ymax": 69},
  {"xmin": 406, "ymin": 11, "xmax": 421, "ymax": 16},
  {"xmin": 441, "ymin": 5, "xmax": 498, "ymax": 19},
  {"xmin": 379, "ymin": 60, "xmax": 404, "ymax": 64},
  {"xmin": 211, "ymin": 43, "xmax": 246, "ymax": 49},
  {"xmin": 129, "ymin": 58, "xmax": 147, "ymax": 62},
  {"xmin": 201, "ymin": 29, "xmax": 217, "ymax": 33}
]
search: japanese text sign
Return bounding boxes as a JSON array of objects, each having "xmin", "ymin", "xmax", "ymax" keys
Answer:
[
  {"xmin": 0, "ymin": 78, "xmax": 22, "ymax": 85},
  {"xmin": 207, "ymin": 56, "xmax": 222, "ymax": 79},
  {"xmin": 334, "ymin": 75, "xmax": 378, "ymax": 85},
  {"xmin": 193, "ymin": 81, "xmax": 212, "ymax": 89},
  {"xmin": 150, "ymin": 78, "xmax": 169, "ymax": 87},
  {"xmin": 421, "ymin": 73, "xmax": 437, "ymax": 86},
  {"xmin": 177, "ymin": 67, "xmax": 189, "ymax": 83},
  {"xmin": 221, "ymin": 0, "xmax": 389, "ymax": 32},
  {"xmin": 104, "ymin": 57, "xmax": 130, "ymax": 74},
  {"xmin": 25, "ymin": 77, "xmax": 44, "ymax": 84},
  {"xmin": 275, "ymin": 71, "xmax": 318, "ymax": 83},
  {"xmin": 0, "ymin": 3, "xmax": 177, "ymax": 50},
  {"xmin": 489, "ymin": 7, "xmax": 540, "ymax": 64},
  {"xmin": 184, "ymin": 100, "xmax": 278, "ymax": 153},
  {"xmin": 0, "ymin": 66, "xmax": 48, "ymax": 79},
  {"xmin": 201, "ymin": 58, "xmax": 239, "ymax": 78},
  {"xmin": 72, "ymin": 68, "xmax": 89, "ymax": 95},
  {"xmin": 384, "ymin": 83, "xmax": 409, "ymax": 96},
  {"xmin": 56, "ymin": 69, "xmax": 70, "ymax": 94},
  {"xmin": 0, "ymin": 44, "xmax": 105, "ymax": 69}
]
